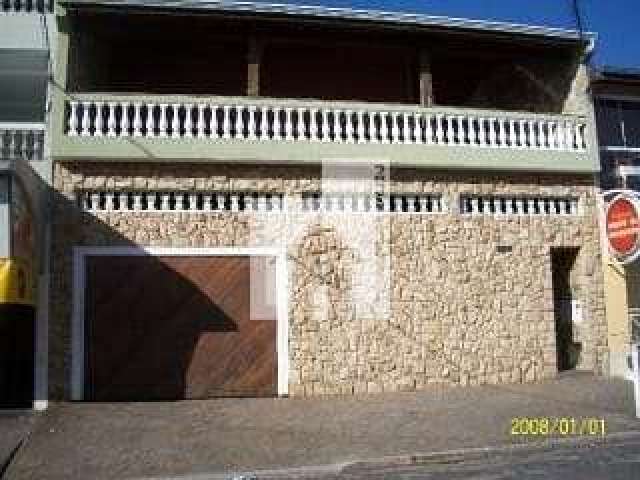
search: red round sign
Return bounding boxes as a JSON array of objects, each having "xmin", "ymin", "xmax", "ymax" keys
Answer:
[{"xmin": 606, "ymin": 196, "xmax": 640, "ymax": 258}]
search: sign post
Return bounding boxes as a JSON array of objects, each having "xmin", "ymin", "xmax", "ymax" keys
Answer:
[
  {"xmin": 603, "ymin": 191, "xmax": 640, "ymax": 418},
  {"xmin": 632, "ymin": 343, "xmax": 640, "ymax": 419}
]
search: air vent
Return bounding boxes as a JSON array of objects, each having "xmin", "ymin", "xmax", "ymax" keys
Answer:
[
  {"xmin": 460, "ymin": 195, "xmax": 578, "ymax": 216},
  {"xmin": 78, "ymin": 191, "xmax": 285, "ymax": 213},
  {"xmin": 300, "ymin": 193, "xmax": 444, "ymax": 213}
]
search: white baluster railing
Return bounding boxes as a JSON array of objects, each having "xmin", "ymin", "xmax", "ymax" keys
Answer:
[
  {"xmin": 222, "ymin": 105, "xmax": 231, "ymax": 140},
  {"xmin": 284, "ymin": 108, "xmax": 294, "ymax": 141},
  {"xmin": 184, "ymin": 104, "xmax": 193, "ymax": 138},
  {"xmin": 300, "ymin": 192, "xmax": 443, "ymax": 214},
  {"xmin": 357, "ymin": 111, "xmax": 366, "ymax": 144},
  {"xmin": 424, "ymin": 114, "xmax": 433, "ymax": 145},
  {"xmin": 310, "ymin": 109, "xmax": 319, "ymax": 142},
  {"xmin": 81, "ymin": 102, "xmax": 92, "ymax": 137},
  {"xmin": 273, "ymin": 108, "xmax": 282, "ymax": 141},
  {"xmin": 196, "ymin": 104, "xmax": 206, "ymax": 139},
  {"xmin": 404, "ymin": 113, "xmax": 413, "ymax": 145},
  {"xmin": 414, "ymin": 113, "xmax": 423, "ymax": 144},
  {"xmin": 106, "ymin": 102, "xmax": 117, "ymax": 137},
  {"xmin": 0, "ymin": 123, "xmax": 46, "ymax": 161},
  {"xmin": 2, "ymin": 0, "xmax": 53, "ymax": 13},
  {"xmin": 296, "ymin": 107, "xmax": 306, "ymax": 141},
  {"xmin": 158, "ymin": 104, "xmax": 168, "ymax": 139},
  {"xmin": 345, "ymin": 110, "xmax": 355, "ymax": 144},
  {"xmin": 64, "ymin": 98, "xmax": 590, "ymax": 152},
  {"xmin": 132, "ymin": 103, "xmax": 142, "ymax": 138},
  {"xmin": 369, "ymin": 113, "xmax": 379, "ymax": 144},
  {"xmin": 433, "ymin": 114, "xmax": 443, "ymax": 144},
  {"xmin": 460, "ymin": 195, "xmax": 580, "ymax": 216},
  {"xmin": 234, "ymin": 106, "xmax": 243, "ymax": 139},
  {"xmin": 391, "ymin": 112, "xmax": 401, "ymax": 144},
  {"xmin": 334, "ymin": 109, "xmax": 344, "ymax": 143},
  {"xmin": 81, "ymin": 190, "xmax": 287, "ymax": 213}
]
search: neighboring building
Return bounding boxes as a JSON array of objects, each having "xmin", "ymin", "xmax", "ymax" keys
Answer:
[
  {"xmin": 0, "ymin": 1, "xmax": 55, "ymax": 409},
  {"xmin": 593, "ymin": 68, "xmax": 640, "ymax": 190},
  {"xmin": 48, "ymin": 0, "xmax": 606, "ymax": 402},
  {"xmin": 592, "ymin": 67, "xmax": 640, "ymax": 380}
]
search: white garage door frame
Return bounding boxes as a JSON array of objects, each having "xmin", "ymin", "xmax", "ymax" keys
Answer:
[{"xmin": 70, "ymin": 246, "xmax": 289, "ymax": 400}]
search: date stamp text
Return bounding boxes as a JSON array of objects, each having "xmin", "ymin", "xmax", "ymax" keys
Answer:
[{"xmin": 510, "ymin": 417, "xmax": 606, "ymax": 436}]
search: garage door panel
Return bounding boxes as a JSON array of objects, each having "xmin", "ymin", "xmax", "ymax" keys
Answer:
[
  {"xmin": 186, "ymin": 336, "xmax": 276, "ymax": 397},
  {"xmin": 85, "ymin": 255, "xmax": 277, "ymax": 400},
  {"xmin": 86, "ymin": 257, "xmax": 209, "ymax": 400}
]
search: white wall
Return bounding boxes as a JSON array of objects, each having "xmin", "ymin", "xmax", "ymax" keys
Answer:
[
  {"xmin": 0, "ymin": 14, "xmax": 50, "ymax": 50},
  {"xmin": 0, "ymin": 14, "xmax": 53, "ymax": 122}
]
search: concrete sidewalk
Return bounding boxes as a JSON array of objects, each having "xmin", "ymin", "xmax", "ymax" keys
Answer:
[
  {"xmin": 0, "ymin": 411, "xmax": 39, "ymax": 477},
  {"xmin": 4, "ymin": 372, "xmax": 640, "ymax": 480}
]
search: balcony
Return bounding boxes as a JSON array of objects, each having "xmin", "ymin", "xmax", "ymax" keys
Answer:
[
  {"xmin": 0, "ymin": 122, "xmax": 45, "ymax": 161},
  {"xmin": 55, "ymin": 93, "xmax": 593, "ymax": 172},
  {"xmin": 52, "ymin": 6, "xmax": 598, "ymax": 172}
]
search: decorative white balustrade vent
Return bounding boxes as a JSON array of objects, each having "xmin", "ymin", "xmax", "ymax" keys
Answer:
[
  {"xmin": 300, "ymin": 192, "xmax": 444, "ymax": 213},
  {"xmin": 460, "ymin": 195, "xmax": 579, "ymax": 216},
  {"xmin": 66, "ymin": 101, "xmax": 588, "ymax": 151},
  {"xmin": 1, "ymin": 0, "xmax": 53, "ymax": 12},
  {"xmin": 0, "ymin": 126, "xmax": 45, "ymax": 161},
  {"xmin": 78, "ymin": 191, "xmax": 285, "ymax": 213}
]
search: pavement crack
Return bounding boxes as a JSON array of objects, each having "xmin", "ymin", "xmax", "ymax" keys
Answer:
[{"xmin": 0, "ymin": 438, "xmax": 25, "ymax": 480}]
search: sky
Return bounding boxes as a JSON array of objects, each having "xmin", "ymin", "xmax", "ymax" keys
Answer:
[{"xmin": 256, "ymin": 0, "xmax": 640, "ymax": 69}]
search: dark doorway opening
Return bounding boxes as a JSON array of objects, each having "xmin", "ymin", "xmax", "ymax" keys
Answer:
[
  {"xmin": 0, "ymin": 304, "xmax": 35, "ymax": 408},
  {"xmin": 551, "ymin": 247, "xmax": 581, "ymax": 371}
]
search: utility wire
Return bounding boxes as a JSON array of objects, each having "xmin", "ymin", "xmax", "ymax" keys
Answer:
[
  {"xmin": 571, "ymin": 0, "xmax": 593, "ymax": 65},
  {"xmin": 572, "ymin": 0, "xmax": 585, "ymax": 39}
]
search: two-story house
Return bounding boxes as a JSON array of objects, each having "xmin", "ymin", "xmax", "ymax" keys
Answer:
[
  {"xmin": 49, "ymin": 0, "xmax": 607, "ymax": 402},
  {"xmin": 0, "ymin": 0, "xmax": 54, "ymax": 409},
  {"xmin": 592, "ymin": 67, "xmax": 640, "ymax": 380}
]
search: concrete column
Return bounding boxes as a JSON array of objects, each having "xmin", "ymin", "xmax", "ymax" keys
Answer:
[
  {"xmin": 33, "ymin": 219, "xmax": 50, "ymax": 411},
  {"xmin": 418, "ymin": 49, "xmax": 433, "ymax": 107},
  {"xmin": 247, "ymin": 36, "xmax": 263, "ymax": 97}
]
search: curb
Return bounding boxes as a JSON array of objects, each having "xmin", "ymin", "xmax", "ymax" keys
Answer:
[
  {"xmin": 136, "ymin": 429, "xmax": 640, "ymax": 480},
  {"xmin": 344, "ymin": 430, "xmax": 640, "ymax": 473}
]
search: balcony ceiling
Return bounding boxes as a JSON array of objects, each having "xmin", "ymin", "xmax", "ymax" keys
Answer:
[{"xmin": 60, "ymin": 0, "xmax": 595, "ymax": 47}]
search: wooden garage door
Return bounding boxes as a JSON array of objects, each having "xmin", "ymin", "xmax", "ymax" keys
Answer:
[{"xmin": 84, "ymin": 255, "xmax": 277, "ymax": 401}]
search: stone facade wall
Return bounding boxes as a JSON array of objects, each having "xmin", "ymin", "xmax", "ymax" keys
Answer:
[
  {"xmin": 50, "ymin": 162, "xmax": 607, "ymax": 399},
  {"xmin": 563, "ymin": 63, "xmax": 592, "ymax": 116}
]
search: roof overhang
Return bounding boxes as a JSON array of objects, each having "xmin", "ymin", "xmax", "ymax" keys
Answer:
[
  {"xmin": 590, "ymin": 67, "xmax": 640, "ymax": 99},
  {"xmin": 59, "ymin": 0, "xmax": 596, "ymax": 49},
  {"xmin": 592, "ymin": 67, "xmax": 640, "ymax": 86}
]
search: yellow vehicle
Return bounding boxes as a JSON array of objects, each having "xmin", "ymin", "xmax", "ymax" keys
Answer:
[{"xmin": 0, "ymin": 257, "xmax": 36, "ymax": 306}]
